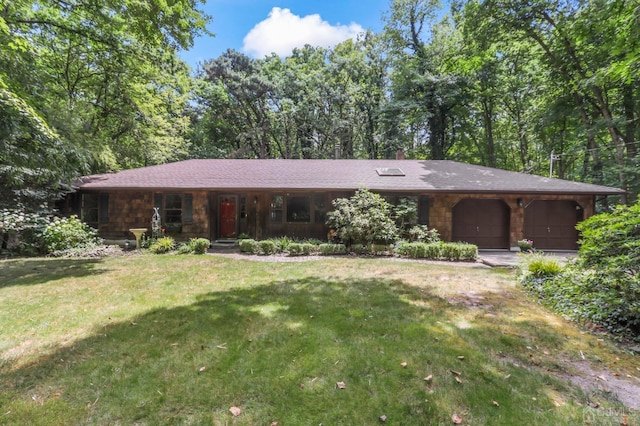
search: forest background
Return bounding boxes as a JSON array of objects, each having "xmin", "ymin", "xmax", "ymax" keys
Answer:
[{"xmin": 1, "ymin": 0, "xmax": 638, "ymax": 210}]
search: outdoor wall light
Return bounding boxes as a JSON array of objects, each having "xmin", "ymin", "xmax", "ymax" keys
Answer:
[
  {"xmin": 253, "ymin": 196, "xmax": 258, "ymax": 204},
  {"xmin": 517, "ymin": 198, "xmax": 524, "ymax": 207}
]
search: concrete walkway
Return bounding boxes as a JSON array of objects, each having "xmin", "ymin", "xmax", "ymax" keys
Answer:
[{"xmin": 478, "ymin": 250, "xmax": 577, "ymax": 268}]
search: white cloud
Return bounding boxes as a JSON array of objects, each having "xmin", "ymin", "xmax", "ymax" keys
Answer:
[{"xmin": 242, "ymin": 7, "xmax": 364, "ymax": 58}]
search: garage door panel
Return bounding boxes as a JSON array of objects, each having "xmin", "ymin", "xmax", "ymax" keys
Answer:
[
  {"xmin": 524, "ymin": 200, "xmax": 581, "ymax": 250},
  {"xmin": 452, "ymin": 199, "xmax": 510, "ymax": 249}
]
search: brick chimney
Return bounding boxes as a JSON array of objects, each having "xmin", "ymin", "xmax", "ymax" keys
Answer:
[{"xmin": 396, "ymin": 149, "xmax": 405, "ymax": 160}]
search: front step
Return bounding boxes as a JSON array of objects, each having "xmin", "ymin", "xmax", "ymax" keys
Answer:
[{"xmin": 209, "ymin": 240, "xmax": 239, "ymax": 252}]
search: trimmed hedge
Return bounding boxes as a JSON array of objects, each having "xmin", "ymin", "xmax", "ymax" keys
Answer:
[
  {"xmin": 396, "ymin": 242, "xmax": 477, "ymax": 261},
  {"xmin": 287, "ymin": 243, "xmax": 316, "ymax": 256},
  {"xmin": 318, "ymin": 243, "xmax": 347, "ymax": 255},
  {"xmin": 239, "ymin": 238, "xmax": 477, "ymax": 261},
  {"xmin": 259, "ymin": 240, "xmax": 279, "ymax": 255},
  {"xmin": 239, "ymin": 239, "xmax": 258, "ymax": 253}
]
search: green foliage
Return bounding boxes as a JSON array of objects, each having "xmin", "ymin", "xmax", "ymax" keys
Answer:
[
  {"xmin": 40, "ymin": 216, "xmax": 100, "ymax": 254},
  {"xmin": 326, "ymin": 189, "xmax": 398, "ymax": 247},
  {"xmin": 318, "ymin": 243, "xmax": 347, "ymax": 255},
  {"xmin": 526, "ymin": 257, "xmax": 563, "ymax": 277},
  {"xmin": 395, "ymin": 242, "xmax": 477, "ymax": 261},
  {"xmin": 517, "ymin": 239, "xmax": 534, "ymax": 251},
  {"xmin": 303, "ymin": 238, "xmax": 325, "ymax": 246},
  {"xmin": 139, "ymin": 234, "xmax": 154, "ymax": 249},
  {"xmin": 520, "ymin": 268, "xmax": 639, "ymax": 336},
  {"xmin": 0, "ymin": 207, "xmax": 51, "ymax": 255},
  {"xmin": 176, "ymin": 238, "xmax": 210, "ymax": 255},
  {"xmin": 148, "ymin": 237, "xmax": 176, "ymax": 254},
  {"xmin": 177, "ymin": 243, "xmax": 195, "ymax": 254},
  {"xmin": 350, "ymin": 244, "xmax": 370, "ymax": 255},
  {"xmin": 239, "ymin": 239, "xmax": 258, "ymax": 254},
  {"xmin": 394, "ymin": 197, "xmax": 417, "ymax": 230},
  {"xmin": 286, "ymin": 243, "xmax": 315, "ymax": 256},
  {"xmin": 1, "ymin": 0, "xmax": 210, "ymax": 206},
  {"xmin": 352, "ymin": 243, "xmax": 399, "ymax": 255},
  {"xmin": 406, "ymin": 225, "xmax": 441, "ymax": 243},
  {"xmin": 190, "ymin": 238, "xmax": 210, "ymax": 254},
  {"xmin": 576, "ymin": 202, "xmax": 640, "ymax": 269},
  {"xmin": 520, "ymin": 204, "xmax": 640, "ymax": 337},
  {"xmin": 441, "ymin": 242, "xmax": 478, "ymax": 261},
  {"xmin": 275, "ymin": 236, "xmax": 294, "ymax": 252},
  {"xmin": 258, "ymin": 240, "xmax": 279, "ymax": 255}
]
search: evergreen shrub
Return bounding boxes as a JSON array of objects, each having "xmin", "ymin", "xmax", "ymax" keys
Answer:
[
  {"xmin": 318, "ymin": 243, "xmax": 347, "ymax": 255},
  {"xmin": 519, "ymin": 202, "xmax": 640, "ymax": 338},
  {"xmin": 239, "ymin": 239, "xmax": 258, "ymax": 253},
  {"xmin": 259, "ymin": 240, "xmax": 279, "ymax": 255}
]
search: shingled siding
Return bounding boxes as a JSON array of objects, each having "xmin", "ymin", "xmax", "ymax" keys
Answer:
[
  {"xmin": 429, "ymin": 193, "xmax": 595, "ymax": 248},
  {"xmin": 78, "ymin": 188, "xmax": 595, "ymax": 248},
  {"xmin": 91, "ymin": 190, "xmax": 209, "ymax": 241}
]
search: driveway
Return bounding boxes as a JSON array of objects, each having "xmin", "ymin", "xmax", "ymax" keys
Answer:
[{"xmin": 478, "ymin": 250, "xmax": 577, "ymax": 268}]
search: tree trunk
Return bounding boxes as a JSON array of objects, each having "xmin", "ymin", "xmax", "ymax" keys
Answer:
[
  {"xmin": 481, "ymin": 97, "xmax": 496, "ymax": 167},
  {"xmin": 623, "ymin": 84, "xmax": 637, "ymax": 158}
]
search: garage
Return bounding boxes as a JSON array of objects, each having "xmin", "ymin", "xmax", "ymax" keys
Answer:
[
  {"xmin": 524, "ymin": 200, "xmax": 583, "ymax": 250},
  {"xmin": 452, "ymin": 199, "xmax": 510, "ymax": 249}
]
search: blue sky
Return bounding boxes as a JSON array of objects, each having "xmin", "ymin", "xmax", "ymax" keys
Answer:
[{"xmin": 180, "ymin": 0, "xmax": 392, "ymax": 68}]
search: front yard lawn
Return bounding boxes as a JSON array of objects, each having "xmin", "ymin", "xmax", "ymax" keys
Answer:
[{"xmin": 0, "ymin": 254, "xmax": 637, "ymax": 424}]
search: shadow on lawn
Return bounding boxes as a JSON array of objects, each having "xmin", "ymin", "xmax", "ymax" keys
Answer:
[
  {"xmin": 0, "ymin": 258, "xmax": 105, "ymax": 288},
  {"xmin": 1, "ymin": 276, "xmax": 589, "ymax": 425}
]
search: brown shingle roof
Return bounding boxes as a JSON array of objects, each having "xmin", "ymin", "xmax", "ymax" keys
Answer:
[{"xmin": 75, "ymin": 159, "xmax": 624, "ymax": 195}]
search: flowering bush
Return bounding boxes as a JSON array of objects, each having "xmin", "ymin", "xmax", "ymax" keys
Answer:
[
  {"xmin": 517, "ymin": 239, "xmax": 534, "ymax": 251},
  {"xmin": 40, "ymin": 216, "xmax": 101, "ymax": 254},
  {"xmin": 326, "ymin": 189, "xmax": 398, "ymax": 247},
  {"xmin": 1, "ymin": 207, "xmax": 51, "ymax": 255}
]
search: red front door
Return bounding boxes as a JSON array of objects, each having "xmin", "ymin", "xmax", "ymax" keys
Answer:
[{"xmin": 219, "ymin": 197, "xmax": 237, "ymax": 238}]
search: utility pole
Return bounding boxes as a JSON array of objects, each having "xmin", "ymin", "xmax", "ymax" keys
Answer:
[{"xmin": 549, "ymin": 151, "xmax": 560, "ymax": 178}]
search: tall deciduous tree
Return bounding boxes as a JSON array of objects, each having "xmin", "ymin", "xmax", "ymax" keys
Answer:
[
  {"xmin": 384, "ymin": 0, "xmax": 468, "ymax": 160},
  {"xmin": 0, "ymin": 0, "xmax": 209, "ymax": 206}
]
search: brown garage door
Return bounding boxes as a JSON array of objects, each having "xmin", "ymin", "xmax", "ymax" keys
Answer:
[
  {"xmin": 452, "ymin": 199, "xmax": 510, "ymax": 249},
  {"xmin": 524, "ymin": 200, "xmax": 583, "ymax": 250}
]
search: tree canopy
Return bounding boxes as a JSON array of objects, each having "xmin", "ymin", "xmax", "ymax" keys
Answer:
[
  {"xmin": 0, "ymin": 0, "xmax": 210, "ymax": 207},
  {"xmin": 3, "ymin": 0, "xmax": 639, "ymax": 208}
]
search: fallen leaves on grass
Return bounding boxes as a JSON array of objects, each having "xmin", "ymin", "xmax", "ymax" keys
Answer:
[
  {"xmin": 229, "ymin": 406, "xmax": 242, "ymax": 416},
  {"xmin": 379, "ymin": 414, "xmax": 387, "ymax": 422},
  {"xmin": 452, "ymin": 413, "xmax": 463, "ymax": 424},
  {"xmin": 336, "ymin": 381, "xmax": 346, "ymax": 389},
  {"xmin": 424, "ymin": 374, "xmax": 433, "ymax": 382},
  {"xmin": 400, "ymin": 362, "xmax": 408, "ymax": 367},
  {"xmin": 492, "ymin": 400, "xmax": 500, "ymax": 407}
]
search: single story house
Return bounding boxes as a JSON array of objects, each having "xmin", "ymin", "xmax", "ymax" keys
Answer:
[{"xmin": 60, "ymin": 159, "xmax": 624, "ymax": 250}]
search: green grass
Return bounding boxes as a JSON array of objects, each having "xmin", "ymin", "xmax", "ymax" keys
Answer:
[{"xmin": 0, "ymin": 254, "xmax": 636, "ymax": 425}]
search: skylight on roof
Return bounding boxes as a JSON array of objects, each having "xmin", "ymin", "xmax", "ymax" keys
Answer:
[{"xmin": 376, "ymin": 167, "xmax": 405, "ymax": 176}]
